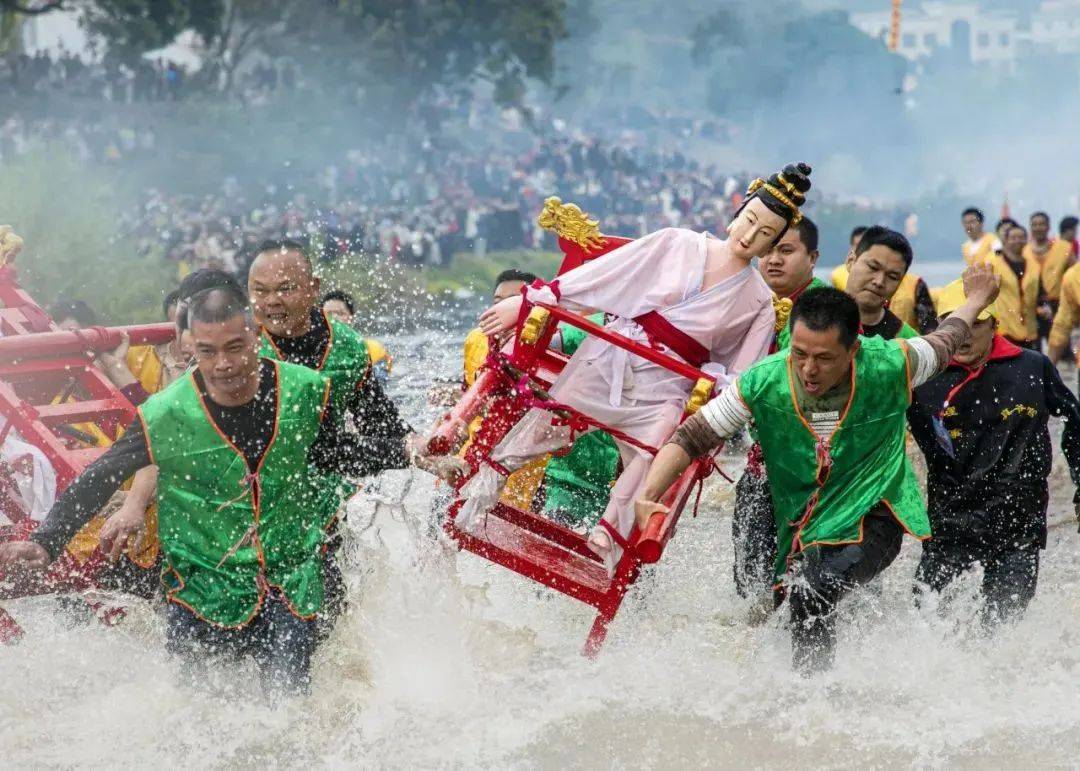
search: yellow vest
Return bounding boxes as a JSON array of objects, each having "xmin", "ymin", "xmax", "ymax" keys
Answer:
[
  {"xmin": 962, "ymin": 233, "xmax": 997, "ymax": 265},
  {"xmin": 830, "ymin": 264, "xmax": 849, "ymax": 291},
  {"xmin": 125, "ymin": 345, "xmax": 164, "ymax": 393},
  {"xmin": 1049, "ymin": 262, "xmax": 1080, "ymax": 354},
  {"xmin": 66, "ymin": 345, "xmax": 165, "ymax": 567},
  {"xmin": 365, "ymin": 337, "xmax": 393, "ymax": 374},
  {"xmin": 888, "ymin": 273, "xmax": 925, "ymax": 330},
  {"xmin": 1024, "ymin": 239, "xmax": 1073, "ymax": 302},
  {"xmin": 987, "ymin": 252, "xmax": 1040, "ymax": 343}
]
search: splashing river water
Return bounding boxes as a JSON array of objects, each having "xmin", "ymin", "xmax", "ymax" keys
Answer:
[{"xmin": 3, "ymin": 327, "xmax": 1080, "ymax": 768}]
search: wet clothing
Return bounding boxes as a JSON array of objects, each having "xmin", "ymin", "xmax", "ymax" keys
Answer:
[
  {"xmin": 261, "ymin": 310, "xmax": 410, "ymax": 459},
  {"xmin": 908, "ymin": 336, "xmax": 1080, "ymax": 550},
  {"xmin": 261, "ymin": 310, "xmax": 410, "ymax": 631},
  {"xmin": 672, "ymin": 319, "xmax": 972, "ymax": 669},
  {"xmin": 732, "ymin": 274, "xmax": 826, "ymax": 596},
  {"xmin": 908, "ymin": 336, "xmax": 1080, "ymax": 620},
  {"xmin": 789, "ymin": 507, "xmax": 903, "ymax": 673},
  {"xmin": 166, "ymin": 591, "xmax": 316, "ymax": 694},
  {"xmin": 914, "ymin": 540, "xmax": 1039, "ymax": 627},
  {"xmin": 730, "ymin": 310, "xmax": 927, "ymax": 597},
  {"xmin": 736, "ymin": 336, "xmax": 927, "ymax": 582},
  {"xmin": 31, "ymin": 360, "xmax": 389, "ymax": 562}
]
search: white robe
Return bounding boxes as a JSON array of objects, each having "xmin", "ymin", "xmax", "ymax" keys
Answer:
[{"xmin": 459, "ymin": 227, "xmax": 775, "ymax": 572}]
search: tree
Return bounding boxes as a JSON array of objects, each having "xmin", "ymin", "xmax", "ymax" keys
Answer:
[
  {"xmin": 80, "ymin": 0, "xmax": 224, "ymax": 63},
  {"xmin": 287, "ymin": 0, "xmax": 569, "ymax": 111}
]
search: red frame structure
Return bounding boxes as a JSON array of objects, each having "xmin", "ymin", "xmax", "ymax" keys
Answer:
[
  {"xmin": 430, "ymin": 201, "xmax": 722, "ymax": 656},
  {"xmin": 0, "ymin": 258, "xmax": 173, "ymax": 640}
]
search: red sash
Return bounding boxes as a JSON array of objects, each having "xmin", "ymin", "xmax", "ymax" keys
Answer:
[{"xmin": 632, "ymin": 310, "xmax": 709, "ymax": 368}]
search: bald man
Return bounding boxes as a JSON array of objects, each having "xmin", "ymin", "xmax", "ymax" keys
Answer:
[{"xmin": 246, "ymin": 239, "xmax": 454, "ymax": 635}]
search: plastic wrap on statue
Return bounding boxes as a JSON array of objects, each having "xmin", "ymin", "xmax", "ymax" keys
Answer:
[
  {"xmin": 0, "ymin": 233, "xmax": 174, "ymax": 641},
  {"xmin": 427, "ymin": 198, "xmax": 728, "ymax": 656}
]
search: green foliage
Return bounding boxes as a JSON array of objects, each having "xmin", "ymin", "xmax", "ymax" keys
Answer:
[{"xmin": 0, "ymin": 148, "xmax": 172, "ymax": 323}]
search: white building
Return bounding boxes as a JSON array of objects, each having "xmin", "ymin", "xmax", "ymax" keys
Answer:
[{"xmin": 851, "ymin": 0, "xmax": 1080, "ymax": 66}]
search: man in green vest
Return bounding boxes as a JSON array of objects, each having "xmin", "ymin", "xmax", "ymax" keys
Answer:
[
  {"xmin": 0, "ymin": 286, "xmax": 451, "ymax": 693},
  {"xmin": 632, "ymin": 264, "xmax": 1000, "ymax": 672},
  {"xmin": 246, "ymin": 239, "xmax": 417, "ymax": 636}
]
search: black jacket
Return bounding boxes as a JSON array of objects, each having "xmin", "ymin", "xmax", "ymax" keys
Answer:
[{"xmin": 908, "ymin": 336, "xmax": 1080, "ymax": 548}]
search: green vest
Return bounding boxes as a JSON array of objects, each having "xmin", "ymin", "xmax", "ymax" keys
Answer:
[
  {"xmin": 260, "ymin": 312, "xmax": 371, "ymax": 524},
  {"xmin": 775, "ymin": 276, "xmax": 829, "ymax": 351},
  {"xmin": 738, "ymin": 336, "xmax": 929, "ymax": 581},
  {"xmin": 141, "ymin": 360, "xmax": 331, "ymax": 627},
  {"xmin": 896, "ymin": 321, "xmax": 919, "ymax": 339},
  {"xmin": 542, "ymin": 314, "xmax": 620, "ymax": 524},
  {"xmin": 259, "ymin": 312, "xmax": 371, "ymax": 415}
]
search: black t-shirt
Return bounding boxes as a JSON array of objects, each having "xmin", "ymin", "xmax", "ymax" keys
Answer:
[
  {"xmin": 193, "ymin": 360, "xmax": 277, "ymax": 471},
  {"xmin": 31, "ymin": 359, "xmax": 406, "ymax": 560},
  {"xmin": 861, "ymin": 308, "xmax": 905, "ymax": 340},
  {"xmin": 268, "ymin": 309, "xmax": 330, "ymax": 371}
]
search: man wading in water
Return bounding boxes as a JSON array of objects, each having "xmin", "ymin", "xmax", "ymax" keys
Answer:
[
  {"xmin": 0, "ymin": 287, "xmax": 459, "ymax": 694},
  {"xmin": 633, "ymin": 264, "xmax": 1000, "ymax": 673}
]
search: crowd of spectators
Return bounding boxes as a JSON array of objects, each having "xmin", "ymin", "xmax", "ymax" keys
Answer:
[
  {"xmin": 109, "ymin": 137, "xmax": 755, "ymax": 280},
  {"xmin": 2, "ymin": 51, "xmax": 761, "ymax": 275}
]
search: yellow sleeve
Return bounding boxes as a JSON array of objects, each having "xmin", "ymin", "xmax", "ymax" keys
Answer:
[
  {"xmin": 830, "ymin": 265, "xmax": 848, "ymax": 290},
  {"xmin": 126, "ymin": 345, "xmax": 162, "ymax": 394},
  {"xmin": 1050, "ymin": 269, "xmax": 1080, "ymax": 349},
  {"xmin": 463, "ymin": 328, "xmax": 489, "ymax": 388}
]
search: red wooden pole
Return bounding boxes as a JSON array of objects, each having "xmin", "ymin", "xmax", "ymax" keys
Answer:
[{"xmin": 0, "ymin": 323, "xmax": 175, "ymax": 363}]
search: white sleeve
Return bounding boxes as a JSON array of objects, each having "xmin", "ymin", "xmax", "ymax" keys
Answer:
[
  {"xmin": 524, "ymin": 228, "xmax": 697, "ymax": 317},
  {"xmin": 699, "ymin": 380, "xmax": 752, "ymax": 439},
  {"xmin": 906, "ymin": 337, "xmax": 940, "ymax": 387}
]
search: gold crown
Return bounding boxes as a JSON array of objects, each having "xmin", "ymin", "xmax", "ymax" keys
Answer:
[
  {"xmin": 537, "ymin": 197, "xmax": 605, "ymax": 250},
  {"xmin": 746, "ymin": 179, "xmax": 803, "ymax": 226}
]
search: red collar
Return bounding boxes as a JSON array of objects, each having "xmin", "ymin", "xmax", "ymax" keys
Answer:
[{"xmin": 784, "ymin": 276, "xmax": 816, "ymax": 301}]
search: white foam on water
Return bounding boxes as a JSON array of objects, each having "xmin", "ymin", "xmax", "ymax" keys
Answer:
[{"xmin": 3, "ymin": 328, "xmax": 1080, "ymax": 767}]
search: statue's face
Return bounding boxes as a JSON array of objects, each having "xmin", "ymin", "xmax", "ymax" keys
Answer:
[{"xmin": 727, "ymin": 197, "xmax": 789, "ymax": 260}]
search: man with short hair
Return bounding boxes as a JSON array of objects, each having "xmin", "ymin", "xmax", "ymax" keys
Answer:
[
  {"xmin": 1025, "ymin": 211, "xmax": 1074, "ymax": 345},
  {"xmin": 247, "ymin": 239, "xmax": 435, "ymax": 635},
  {"xmin": 1061, "ymin": 216, "xmax": 1079, "ymax": 260},
  {"xmin": 909, "ymin": 279, "xmax": 1080, "ymax": 627},
  {"xmin": 829, "ymin": 226, "xmax": 866, "ymax": 290},
  {"xmin": 633, "ymin": 266, "xmax": 1000, "ymax": 671},
  {"xmin": 844, "ymin": 226, "xmax": 919, "ymax": 339},
  {"xmin": 0, "ymin": 287, "xmax": 413, "ymax": 693},
  {"xmin": 962, "ymin": 207, "xmax": 998, "ymax": 265},
  {"xmin": 320, "ymin": 289, "xmax": 393, "ymax": 384},
  {"xmin": 989, "ymin": 224, "xmax": 1040, "ymax": 349},
  {"xmin": 463, "ymin": 269, "xmax": 538, "ymax": 388},
  {"xmin": 832, "ymin": 225, "xmax": 935, "ymax": 333}
]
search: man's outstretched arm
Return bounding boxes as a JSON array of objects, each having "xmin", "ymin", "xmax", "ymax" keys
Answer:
[{"xmin": 635, "ymin": 384, "xmax": 750, "ymax": 528}]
